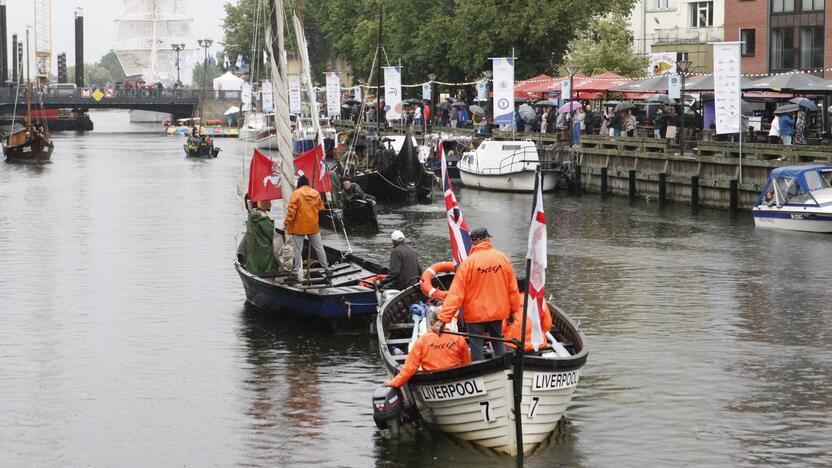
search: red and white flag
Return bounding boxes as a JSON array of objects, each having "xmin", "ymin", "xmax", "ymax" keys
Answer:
[
  {"xmin": 293, "ymin": 144, "xmax": 331, "ymax": 193},
  {"xmin": 525, "ymin": 170, "xmax": 547, "ymax": 350},
  {"xmin": 248, "ymin": 149, "xmax": 284, "ymax": 202},
  {"xmin": 441, "ymin": 143, "xmax": 471, "ymax": 265}
]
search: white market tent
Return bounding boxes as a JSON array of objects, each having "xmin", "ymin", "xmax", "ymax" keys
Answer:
[{"xmin": 212, "ymin": 71, "xmax": 244, "ymax": 91}]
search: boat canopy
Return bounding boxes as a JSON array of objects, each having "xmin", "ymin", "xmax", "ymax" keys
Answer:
[{"xmin": 757, "ymin": 165, "xmax": 832, "ymax": 205}]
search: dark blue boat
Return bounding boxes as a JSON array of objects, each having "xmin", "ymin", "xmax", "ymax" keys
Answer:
[{"xmin": 235, "ymin": 234, "xmax": 387, "ymax": 331}]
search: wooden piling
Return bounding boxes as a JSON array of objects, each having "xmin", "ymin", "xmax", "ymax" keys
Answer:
[
  {"xmin": 730, "ymin": 179, "xmax": 738, "ymax": 212},
  {"xmin": 691, "ymin": 176, "xmax": 699, "ymax": 208},
  {"xmin": 600, "ymin": 167, "xmax": 608, "ymax": 195},
  {"xmin": 658, "ymin": 172, "xmax": 667, "ymax": 204},
  {"xmin": 628, "ymin": 170, "xmax": 636, "ymax": 200}
]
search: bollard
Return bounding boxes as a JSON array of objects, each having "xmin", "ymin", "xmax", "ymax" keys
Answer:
[
  {"xmin": 691, "ymin": 176, "xmax": 699, "ymax": 208},
  {"xmin": 628, "ymin": 170, "xmax": 636, "ymax": 200},
  {"xmin": 730, "ymin": 179, "xmax": 738, "ymax": 212},
  {"xmin": 658, "ymin": 172, "xmax": 667, "ymax": 204},
  {"xmin": 600, "ymin": 167, "xmax": 608, "ymax": 196}
]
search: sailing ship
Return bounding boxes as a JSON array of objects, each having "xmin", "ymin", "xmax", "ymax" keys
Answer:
[
  {"xmin": 235, "ymin": 0, "xmax": 385, "ymax": 329},
  {"xmin": 114, "ymin": 0, "xmax": 196, "ymax": 122},
  {"xmin": 3, "ymin": 30, "xmax": 54, "ymax": 163}
]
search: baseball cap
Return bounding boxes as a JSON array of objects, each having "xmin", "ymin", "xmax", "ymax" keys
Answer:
[{"xmin": 391, "ymin": 230, "xmax": 405, "ymax": 241}]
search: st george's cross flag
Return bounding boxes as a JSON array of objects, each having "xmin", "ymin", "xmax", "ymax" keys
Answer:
[
  {"xmin": 525, "ymin": 170, "xmax": 547, "ymax": 350},
  {"xmin": 441, "ymin": 143, "xmax": 471, "ymax": 265},
  {"xmin": 293, "ymin": 145, "xmax": 331, "ymax": 193},
  {"xmin": 248, "ymin": 149, "xmax": 284, "ymax": 202}
]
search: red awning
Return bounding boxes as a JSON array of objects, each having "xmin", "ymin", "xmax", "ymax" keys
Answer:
[{"xmin": 546, "ymin": 72, "xmax": 632, "ymax": 93}]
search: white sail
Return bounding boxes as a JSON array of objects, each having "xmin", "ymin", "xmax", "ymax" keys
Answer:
[
  {"xmin": 266, "ymin": 0, "xmax": 296, "ymax": 210},
  {"xmin": 114, "ymin": 0, "xmax": 197, "ymax": 84},
  {"xmin": 291, "ymin": 4, "xmax": 323, "ymax": 148}
]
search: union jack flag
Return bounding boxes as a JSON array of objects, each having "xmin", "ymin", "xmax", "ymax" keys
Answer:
[{"xmin": 441, "ymin": 143, "xmax": 471, "ymax": 265}]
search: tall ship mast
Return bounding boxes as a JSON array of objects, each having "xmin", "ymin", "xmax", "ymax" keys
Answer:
[{"xmin": 114, "ymin": 0, "xmax": 196, "ymax": 85}]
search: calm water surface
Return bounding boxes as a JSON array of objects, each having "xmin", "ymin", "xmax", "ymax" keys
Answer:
[{"xmin": 1, "ymin": 110, "xmax": 830, "ymax": 467}]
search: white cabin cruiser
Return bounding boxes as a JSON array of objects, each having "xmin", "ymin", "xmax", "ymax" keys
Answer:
[
  {"xmin": 238, "ymin": 112, "xmax": 268, "ymax": 141},
  {"xmin": 458, "ymin": 139, "xmax": 556, "ymax": 192},
  {"xmin": 752, "ymin": 165, "xmax": 832, "ymax": 233}
]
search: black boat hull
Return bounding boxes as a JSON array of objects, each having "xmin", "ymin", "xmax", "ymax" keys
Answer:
[
  {"xmin": 3, "ymin": 143, "xmax": 54, "ymax": 163},
  {"xmin": 184, "ymin": 143, "xmax": 220, "ymax": 158}
]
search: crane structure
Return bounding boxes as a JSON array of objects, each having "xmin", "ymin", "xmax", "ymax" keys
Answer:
[{"xmin": 34, "ymin": 0, "xmax": 51, "ymax": 87}]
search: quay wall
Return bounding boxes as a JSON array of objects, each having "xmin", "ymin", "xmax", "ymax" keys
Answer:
[{"xmin": 332, "ymin": 121, "xmax": 832, "ymax": 211}]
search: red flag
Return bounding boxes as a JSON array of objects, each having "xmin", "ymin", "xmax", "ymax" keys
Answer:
[
  {"xmin": 293, "ymin": 145, "xmax": 331, "ymax": 193},
  {"xmin": 248, "ymin": 149, "xmax": 284, "ymax": 202}
]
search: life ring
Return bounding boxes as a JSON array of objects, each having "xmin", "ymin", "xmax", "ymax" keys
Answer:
[{"xmin": 420, "ymin": 262, "xmax": 455, "ymax": 300}]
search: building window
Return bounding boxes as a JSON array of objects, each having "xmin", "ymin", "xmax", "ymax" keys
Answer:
[
  {"xmin": 800, "ymin": 0, "xmax": 824, "ymax": 10},
  {"xmin": 741, "ymin": 29, "xmax": 756, "ymax": 56},
  {"xmin": 654, "ymin": 0, "xmax": 670, "ymax": 8},
  {"xmin": 690, "ymin": 2, "xmax": 714, "ymax": 27},
  {"xmin": 771, "ymin": 0, "xmax": 796, "ymax": 12},
  {"xmin": 770, "ymin": 27, "xmax": 795, "ymax": 70},
  {"xmin": 799, "ymin": 27, "xmax": 824, "ymax": 69}
]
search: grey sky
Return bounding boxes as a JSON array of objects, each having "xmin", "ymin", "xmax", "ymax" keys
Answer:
[{"xmin": 6, "ymin": 0, "xmax": 229, "ymax": 72}]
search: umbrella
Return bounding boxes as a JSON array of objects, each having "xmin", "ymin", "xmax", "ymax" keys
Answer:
[
  {"xmin": 788, "ymin": 97, "xmax": 818, "ymax": 111},
  {"xmin": 450, "ymin": 100, "xmax": 468, "ymax": 108},
  {"xmin": 518, "ymin": 103, "xmax": 536, "ymax": 123},
  {"xmin": 774, "ymin": 103, "xmax": 799, "ymax": 115},
  {"xmin": 533, "ymin": 99, "xmax": 558, "ymax": 107},
  {"xmin": 614, "ymin": 101, "xmax": 636, "ymax": 112},
  {"xmin": 744, "ymin": 72, "xmax": 823, "ymax": 91},
  {"xmin": 341, "ymin": 103, "xmax": 353, "ymax": 109},
  {"xmin": 793, "ymin": 79, "xmax": 832, "ymax": 93},
  {"xmin": 223, "ymin": 105, "xmax": 240, "ymax": 115},
  {"xmin": 558, "ymin": 101, "xmax": 582, "ymax": 113},
  {"xmin": 437, "ymin": 101, "xmax": 450, "ymax": 110},
  {"xmin": 343, "ymin": 99, "xmax": 361, "ymax": 105},
  {"xmin": 469, "ymin": 105, "xmax": 485, "ymax": 115},
  {"xmin": 515, "ymin": 97, "xmax": 529, "ymax": 103},
  {"xmin": 602, "ymin": 100, "xmax": 621, "ymax": 107},
  {"xmin": 685, "ymin": 74, "xmax": 755, "ymax": 91},
  {"xmin": 402, "ymin": 98, "xmax": 422, "ymax": 105},
  {"xmin": 646, "ymin": 94, "xmax": 677, "ymax": 104}
]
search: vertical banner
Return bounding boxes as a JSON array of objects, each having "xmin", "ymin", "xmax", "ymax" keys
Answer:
[
  {"xmin": 384, "ymin": 66, "xmax": 402, "ymax": 121},
  {"xmin": 561, "ymin": 79, "xmax": 571, "ymax": 101},
  {"xmin": 325, "ymin": 72, "xmax": 341, "ymax": 118},
  {"xmin": 241, "ymin": 82, "xmax": 252, "ymax": 111},
  {"xmin": 492, "ymin": 57, "xmax": 514, "ymax": 125},
  {"xmin": 668, "ymin": 74, "xmax": 681, "ymax": 100},
  {"xmin": 288, "ymin": 75, "xmax": 302, "ymax": 115},
  {"xmin": 648, "ymin": 52, "xmax": 676, "ymax": 76},
  {"xmin": 261, "ymin": 80, "xmax": 274, "ymax": 113},
  {"xmin": 713, "ymin": 42, "xmax": 741, "ymax": 135},
  {"xmin": 422, "ymin": 82, "xmax": 432, "ymax": 101},
  {"xmin": 476, "ymin": 80, "xmax": 487, "ymax": 101},
  {"xmin": 354, "ymin": 85, "xmax": 362, "ymax": 103}
]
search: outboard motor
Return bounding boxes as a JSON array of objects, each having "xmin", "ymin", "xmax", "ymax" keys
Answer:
[{"xmin": 372, "ymin": 386, "xmax": 404, "ymax": 435}]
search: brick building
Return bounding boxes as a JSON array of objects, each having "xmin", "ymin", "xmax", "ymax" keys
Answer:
[{"xmin": 725, "ymin": 0, "xmax": 830, "ymax": 76}]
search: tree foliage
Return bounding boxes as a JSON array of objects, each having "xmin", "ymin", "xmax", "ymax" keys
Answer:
[
  {"xmin": 191, "ymin": 61, "xmax": 225, "ymax": 88},
  {"xmin": 565, "ymin": 13, "xmax": 648, "ymax": 78}
]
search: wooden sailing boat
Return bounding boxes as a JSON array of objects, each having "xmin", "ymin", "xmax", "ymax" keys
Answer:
[{"xmin": 3, "ymin": 29, "xmax": 54, "ymax": 163}]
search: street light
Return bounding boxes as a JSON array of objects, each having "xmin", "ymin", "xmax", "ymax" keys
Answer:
[
  {"xmin": 677, "ymin": 58, "xmax": 692, "ymax": 155},
  {"xmin": 427, "ymin": 72, "xmax": 436, "ymax": 131},
  {"xmin": 197, "ymin": 39, "xmax": 213, "ymax": 120},
  {"xmin": 171, "ymin": 43, "xmax": 186, "ymax": 86},
  {"xmin": 565, "ymin": 65, "xmax": 580, "ymax": 145}
]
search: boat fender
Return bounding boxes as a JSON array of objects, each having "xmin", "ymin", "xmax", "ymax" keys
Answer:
[{"xmin": 420, "ymin": 262, "xmax": 455, "ymax": 301}]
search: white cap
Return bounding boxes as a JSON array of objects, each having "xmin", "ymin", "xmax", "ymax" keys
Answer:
[{"xmin": 391, "ymin": 230, "xmax": 405, "ymax": 241}]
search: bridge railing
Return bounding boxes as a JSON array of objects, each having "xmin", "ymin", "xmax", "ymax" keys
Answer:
[{"xmin": 0, "ymin": 86, "xmax": 236, "ymax": 102}]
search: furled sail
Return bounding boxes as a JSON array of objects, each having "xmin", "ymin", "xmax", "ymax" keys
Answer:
[
  {"xmin": 266, "ymin": 0, "xmax": 296, "ymax": 209},
  {"xmin": 291, "ymin": 3, "xmax": 323, "ymax": 149}
]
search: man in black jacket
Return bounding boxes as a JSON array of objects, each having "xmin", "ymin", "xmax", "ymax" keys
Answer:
[{"xmin": 382, "ymin": 230, "xmax": 422, "ymax": 290}]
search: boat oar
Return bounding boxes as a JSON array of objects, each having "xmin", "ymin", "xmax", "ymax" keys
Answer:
[
  {"xmin": 545, "ymin": 331, "xmax": 571, "ymax": 357},
  {"xmin": 438, "ymin": 329, "xmax": 520, "ymax": 347}
]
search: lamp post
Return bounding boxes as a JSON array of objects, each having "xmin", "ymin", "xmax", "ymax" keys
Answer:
[
  {"xmin": 197, "ymin": 38, "xmax": 213, "ymax": 121},
  {"xmin": 171, "ymin": 43, "xmax": 186, "ymax": 87},
  {"xmin": 565, "ymin": 65, "xmax": 580, "ymax": 145},
  {"xmin": 427, "ymin": 72, "xmax": 436, "ymax": 132},
  {"xmin": 677, "ymin": 59, "xmax": 692, "ymax": 155}
]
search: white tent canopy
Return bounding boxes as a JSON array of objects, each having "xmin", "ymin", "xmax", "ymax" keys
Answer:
[{"xmin": 212, "ymin": 71, "xmax": 244, "ymax": 91}]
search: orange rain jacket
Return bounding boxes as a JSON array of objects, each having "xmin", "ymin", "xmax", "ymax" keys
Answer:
[
  {"xmin": 386, "ymin": 332, "xmax": 471, "ymax": 388},
  {"xmin": 438, "ymin": 241, "xmax": 521, "ymax": 324},
  {"xmin": 504, "ymin": 292, "xmax": 553, "ymax": 350},
  {"xmin": 284, "ymin": 185, "xmax": 323, "ymax": 235}
]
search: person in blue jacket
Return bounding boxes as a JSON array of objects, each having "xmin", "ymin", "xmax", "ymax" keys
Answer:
[{"xmin": 779, "ymin": 112, "xmax": 795, "ymax": 145}]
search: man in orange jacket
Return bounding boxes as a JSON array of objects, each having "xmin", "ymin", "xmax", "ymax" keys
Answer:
[
  {"xmin": 433, "ymin": 228, "xmax": 521, "ymax": 361},
  {"xmin": 385, "ymin": 309, "xmax": 471, "ymax": 388},
  {"xmin": 504, "ymin": 291, "xmax": 552, "ymax": 351},
  {"xmin": 285, "ymin": 175, "xmax": 329, "ymax": 279}
]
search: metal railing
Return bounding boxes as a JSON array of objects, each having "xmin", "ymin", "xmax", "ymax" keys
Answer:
[
  {"xmin": 652, "ymin": 26, "xmax": 724, "ymax": 44},
  {"xmin": 0, "ymin": 86, "xmax": 234, "ymax": 102},
  {"xmin": 462, "ymin": 146, "xmax": 542, "ymax": 175}
]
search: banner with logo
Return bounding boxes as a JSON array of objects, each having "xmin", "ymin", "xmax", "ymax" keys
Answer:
[
  {"xmin": 492, "ymin": 57, "xmax": 514, "ymax": 125},
  {"xmin": 668, "ymin": 74, "xmax": 681, "ymax": 100},
  {"xmin": 384, "ymin": 66, "xmax": 402, "ymax": 121},
  {"xmin": 241, "ymin": 82, "xmax": 252, "ymax": 111},
  {"xmin": 648, "ymin": 52, "xmax": 676, "ymax": 76},
  {"xmin": 325, "ymin": 72, "xmax": 341, "ymax": 118},
  {"xmin": 354, "ymin": 85, "xmax": 362, "ymax": 103},
  {"xmin": 422, "ymin": 82, "xmax": 432, "ymax": 101},
  {"xmin": 261, "ymin": 80, "xmax": 274, "ymax": 113},
  {"xmin": 561, "ymin": 79, "xmax": 571, "ymax": 101},
  {"xmin": 713, "ymin": 43, "xmax": 742, "ymax": 135},
  {"xmin": 476, "ymin": 80, "xmax": 487, "ymax": 102},
  {"xmin": 289, "ymin": 75, "xmax": 302, "ymax": 115}
]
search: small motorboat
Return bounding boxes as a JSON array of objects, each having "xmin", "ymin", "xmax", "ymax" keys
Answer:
[
  {"xmin": 3, "ymin": 121, "xmax": 54, "ymax": 163},
  {"xmin": 184, "ymin": 134, "xmax": 220, "ymax": 158},
  {"xmin": 753, "ymin": 165, "xmax": 832, "ymax": 233},
  {"xmin": 373, "ymin": 273, "xmax": 588, "ymax": 456},
  {"xmin": 458, "ymin": 139, "xmax": 556, "ymax": 192}
]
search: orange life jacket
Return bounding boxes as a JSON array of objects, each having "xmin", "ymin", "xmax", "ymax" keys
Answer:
[{"xmin": 386, "ymin": 332, "xmax": 471, "ymax": 388}]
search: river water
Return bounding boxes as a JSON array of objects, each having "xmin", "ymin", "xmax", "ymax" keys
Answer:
[{"xmin": 1, "ymin": 110, "xmax": 830, "ymax": 467}]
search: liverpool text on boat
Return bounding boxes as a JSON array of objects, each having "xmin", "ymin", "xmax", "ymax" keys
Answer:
[
  {"xmin": 458, "ymin": 139, "xmax": 556, "ymax": 192},
  {"xmin": 752, "ymin": 165, "xmax": 832, "ymax": 233}
]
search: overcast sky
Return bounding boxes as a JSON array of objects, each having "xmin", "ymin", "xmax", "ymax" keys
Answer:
[{"xmin": 5, "ymin": 0, "xmax": 229, "ymax": 72}]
